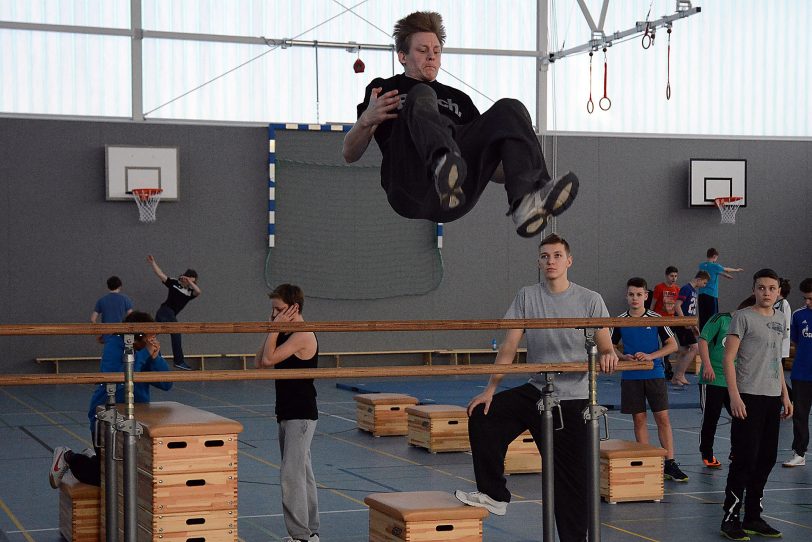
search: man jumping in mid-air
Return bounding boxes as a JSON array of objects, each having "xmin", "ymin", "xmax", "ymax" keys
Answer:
[{"xmin": 342, "ymin": 11, "xmax": 579, "ymax": 238}]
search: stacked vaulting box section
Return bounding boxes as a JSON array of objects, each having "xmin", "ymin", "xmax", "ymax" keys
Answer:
[{"xmin": 102, "ymin": 401, "xmax": 243, "ymax": 541}]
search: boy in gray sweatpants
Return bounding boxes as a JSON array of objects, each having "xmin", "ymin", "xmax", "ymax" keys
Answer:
[{"xmin": 256, "ymin": 284, "xmax": 320, "ymax": 542}]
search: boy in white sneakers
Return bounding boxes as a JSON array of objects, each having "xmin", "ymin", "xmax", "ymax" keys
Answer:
[{"xmin": 783, "ymin": 277, "xmax": 812, "ymax": 468}]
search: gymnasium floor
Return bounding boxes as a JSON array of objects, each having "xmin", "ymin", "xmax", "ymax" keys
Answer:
[{"xmin": 1, "ymin": 376, "xmax": 810, "ymax": 542}]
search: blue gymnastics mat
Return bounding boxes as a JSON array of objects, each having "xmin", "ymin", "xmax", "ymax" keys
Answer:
[{"xmin": 336, "ymin": 373, "xmax": 701, "ymax": 410}]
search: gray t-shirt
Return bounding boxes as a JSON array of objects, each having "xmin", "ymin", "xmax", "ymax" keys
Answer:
[
  {"xmin": 727, "ymin": 307, "xmax": 785, "ymax": 396},
  {"xmin": 504, "ymin": 281, "xmax": 610, "ymax": 400}
]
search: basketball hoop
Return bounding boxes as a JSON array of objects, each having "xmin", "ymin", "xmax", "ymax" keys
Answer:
[
  {"xmin": 715, "ymin": 196, "xmax": 743, "ymax": 224},
  {"xmin": 131, "ymin": 188, "xmax": 163, "ymax": 223}
]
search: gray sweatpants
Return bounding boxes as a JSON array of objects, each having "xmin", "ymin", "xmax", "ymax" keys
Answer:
[{"xmin": 279, "ymin": 419, "xmax": 320, "ymax": 540}]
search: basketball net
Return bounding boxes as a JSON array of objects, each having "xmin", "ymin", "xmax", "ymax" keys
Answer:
[
  {"xmin": 715, "ymin": 196, "xmax": 742, "ymax": 224},
  {"xmin": 132, "ymin": 188, "xmax": 162, "ymax": 223}
]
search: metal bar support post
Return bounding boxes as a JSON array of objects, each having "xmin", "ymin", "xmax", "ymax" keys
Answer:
[
  {"xmin": 583, "ymin": 330, "xmax": 609, "ymax": 542},
  {"xmin": 96, "ymin": 383, "xmax": 119, "ymax": 542},
  {"xmin": 536, "ymin": 373, "xmax": 562, "ymax": 542},
  {"xmin": 118, "ymin": 334, "xmax": 142, "ymax": 542}
]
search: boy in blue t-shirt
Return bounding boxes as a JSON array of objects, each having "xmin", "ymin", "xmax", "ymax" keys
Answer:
[
  {"xmin": 697, "ymin": 247, "xmax": 743, "ymax": 330},
  {"xmin": 783, "ymin": 277, "xmax": 812, "ymax": 467},
  {"xmin": 612, "ymin": 277, "xmax": 685, "ymax": 481},
  {"xmin": 91, "ymin": 276, "xmax": 134, "ymax": 343}
]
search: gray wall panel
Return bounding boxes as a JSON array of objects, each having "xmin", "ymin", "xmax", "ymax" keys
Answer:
[{"xmin": 1, "ymin": 117, "xmax": 810, "ymax": 372}]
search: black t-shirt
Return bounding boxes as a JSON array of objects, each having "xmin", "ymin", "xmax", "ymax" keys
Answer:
[
  {"xmin": 161, "ymin": 278, "xmax": 196, "ymax": 314},
  {"xmin": 274, "ymin": 332, "xmax": 319, "ymax": 421},
  {"xmin": 357, "ymin": 73, "xmax": 480, "ymax": 153}
]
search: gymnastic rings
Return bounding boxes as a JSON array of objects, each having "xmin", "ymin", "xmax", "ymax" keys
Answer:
[
  {"xmin": 665, "ymin": 27, "xmax": 673, "ymax": 100},
  {"xmin": 641, "ymin": 27, "xmax": 655, "ymax": 49},
  {"xmin": 599, "ymin": 48, "xmax": 612, "ymax": 111},
  {"xmin": 586, "ymin": 52, "xmax": 595, "ymax": 114}
]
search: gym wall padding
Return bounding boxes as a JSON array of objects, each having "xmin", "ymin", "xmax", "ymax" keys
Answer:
[{"xmin": 0, "ymin": 116, "xmax": 810, "ymax": 371}]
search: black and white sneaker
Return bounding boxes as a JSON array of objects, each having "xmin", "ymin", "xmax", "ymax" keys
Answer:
[
  {"xmin": 512, "ymin": 172, "xmax": 579, "ymax": 237},
  {"xmin": 174, "ymin": 361, "xmax": 193, "ymax": 371},
  {"xmin": 49, "ymin": 446, "xmax": 70, "ymax": 489},
  {"xmin": 433, "ymin": 151, "xmax": 467, "ymax": 211}
]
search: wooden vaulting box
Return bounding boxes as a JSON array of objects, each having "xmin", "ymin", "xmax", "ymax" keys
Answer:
[
  {"xmin": 355, "ymin": 393, "xmax": 419, "ymax": 437},
  {"xmin": 365, "ymin": 491, "xmax": 488, "ymax": 542},
  {"xmin": 504, "ymin": 431, "xmax": 542, "ymax": 475},
  {"xmin": 406, "ymin": 405, "xmax": 470, "ymax": 453},
  {"xmin": 101, "ymin": 401, "xmax": 243, "ymax": 541},
  {"xmin": 59, "ymin": 475, "xmax": 101, "ymax": 542},
  {"xmin": 600, "ymin": 439, "xmax": 667, "ymax": 504}
]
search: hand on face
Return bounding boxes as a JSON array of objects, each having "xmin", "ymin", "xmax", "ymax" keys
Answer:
[
  {"xmin": 135, "ymin": 334, "xmax": 160, "ymax": 358},
  {"xmin": 272, "ymin": 304, "xmax": 298, "ymax": 323}
]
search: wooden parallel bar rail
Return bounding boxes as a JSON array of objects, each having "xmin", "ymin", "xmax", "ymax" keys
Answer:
[
  {"xmin": 0, "ymin": 316, "xmax": 696, "ymax": 336},
  {"xmin": 0, "ymin": 360, "xmax": 651, "ymax": 386}
]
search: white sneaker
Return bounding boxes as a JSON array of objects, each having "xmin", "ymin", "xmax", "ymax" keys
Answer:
[
  {"xmin": 309, "ymin": 535, "xmax": 320, "ymax": 542},
  {"xmin": 454, "ymin": 489, "xmax": 507, "ymax": 516},
  {"xmin": 49, "ymin": 446, "xmax": 70, "ymax": 489},
  {"xmin": 433, "ymin": 151, "xmax": 467, "ymax": 210},
  {"xmin": 782, "ymin": 453, "xmax": 806, "ymax": 467},
  {"xmin": 511, "ymin": 172, "xmax": 579, "ymax": 237}
]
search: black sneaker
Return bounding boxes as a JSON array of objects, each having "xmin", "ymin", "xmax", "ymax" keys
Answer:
[
  {"xmin": 174, "ymin": 361, "xmax": 193, "ymax": 371},
  {"xmin": 511, "ymin": 172, "xmax": 579, "ymax": 238},
  {"xmin": 664, "ymin": 459, "xmax": 689, "ymax": 482},
  {"xmin": 721, "ymin": 517, "xmax": 751, "ymax": 541},
  {"xmin": 742, "ymin": 518, "xmax": 782, "ymax": 538},
  {"xmin": 433, "ymin": 151, "xmax": 466, "ymax": 211}
]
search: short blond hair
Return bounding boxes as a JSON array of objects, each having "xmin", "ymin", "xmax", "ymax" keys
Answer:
[{"xmin": 393, "ymin": 11, "xmax": 446, "ymax": 54}]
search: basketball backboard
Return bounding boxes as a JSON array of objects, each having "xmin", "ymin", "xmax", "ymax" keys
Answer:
[
  {"xmin": 105, "ymin": 145, "xmax": 179, "ymax": 201},
  {"xmin": 689, "ymin": 159, "xmax": 746, "ymax": 207}
]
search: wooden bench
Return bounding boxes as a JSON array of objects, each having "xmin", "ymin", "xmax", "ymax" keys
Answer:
[
  {"xmin": 36, "ymin": 354, "xmax": 225, "ymax": 372},
  {"xmin": 365, "ymin": 491, "xmax": 488, "ymax": 542},
  {"xmin": 435, "ymin": 347, "xmax": 528, "ymax": 365},
  {"xmin": 321, "ymin": 350, "xmax": 438, "ymax": 367},
  {"xmin": 38, "ymin": 346, "xmax": 531, "ymax": 373}
]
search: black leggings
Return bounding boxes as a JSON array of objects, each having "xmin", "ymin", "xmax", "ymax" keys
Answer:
[{"xmin": 699, "ymin": 384, "xmax": 731, "ymax": 460}]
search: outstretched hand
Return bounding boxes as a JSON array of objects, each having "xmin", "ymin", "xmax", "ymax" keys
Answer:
[{"xmin": 361, "ymin": 88, "xmax": 400, "ymax": 128}]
